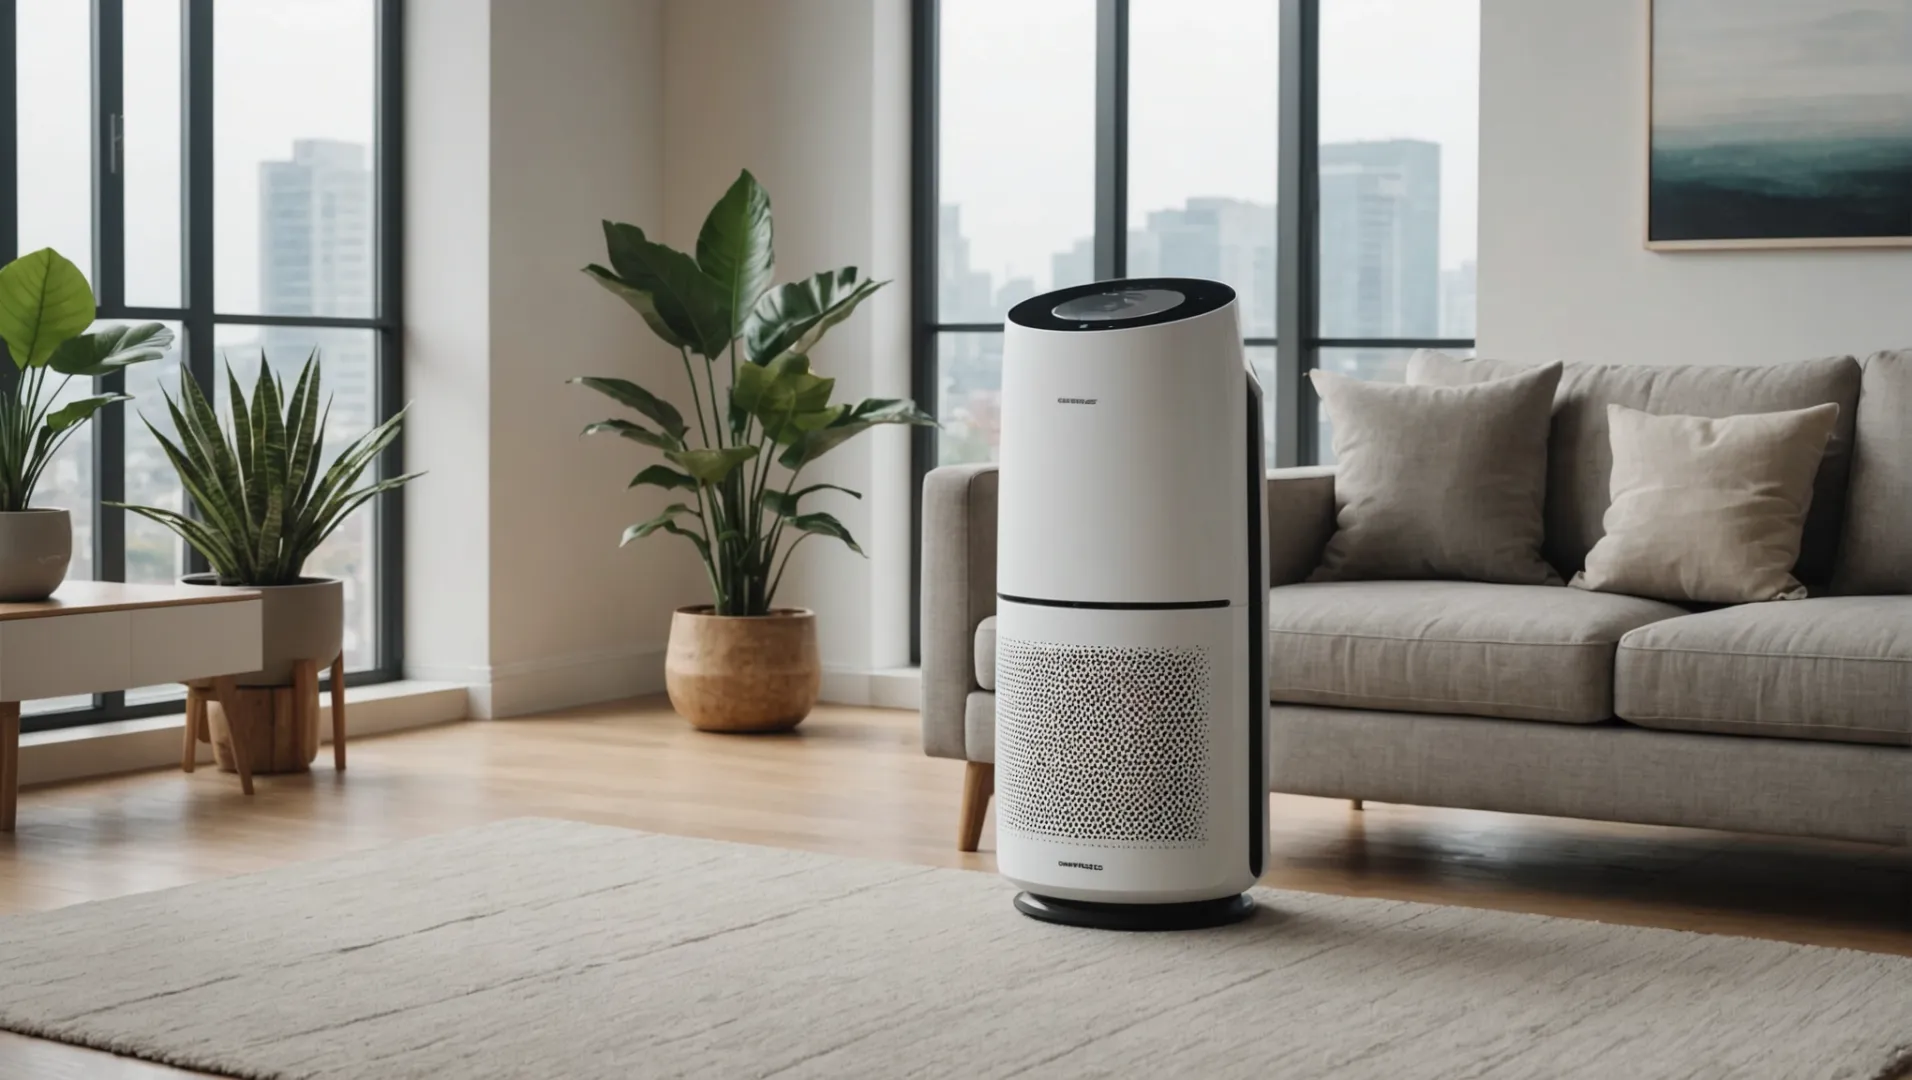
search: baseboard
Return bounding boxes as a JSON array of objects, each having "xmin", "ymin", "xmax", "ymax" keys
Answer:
[
  {"xmin": 483, "ymin": 645, "xmax": 668, "ymax": 719},
  {"xmin": 818, "ymin": 666, "xmax": 920, "ymax": 710},
  {"xmin": 18, "ymin": 680, "xmax": 471, "ymax": 788}
]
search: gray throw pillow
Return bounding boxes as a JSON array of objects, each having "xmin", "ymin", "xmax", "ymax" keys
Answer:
[
  {"xmin": 1309, "ymin": 363, "xmax": 1564, "ymax": 585},
  {"xmin": 1571, "ymin": 403, "xmax": 1841, "ymax": 604}
]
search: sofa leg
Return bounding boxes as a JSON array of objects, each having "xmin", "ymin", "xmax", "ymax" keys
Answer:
[
  {"xmin": 1350, "ymin": 799, "xmax": 1364, "ymax": 811},
  {"xmin": 959, "ymin": 762, "xmax": 995, "ymax": 852}
]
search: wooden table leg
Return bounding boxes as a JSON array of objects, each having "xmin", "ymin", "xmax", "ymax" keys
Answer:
[
  {"xmin": 330, "ymin": 655, "xmax": 347, "ymax": 772},
  {"xmin": 209, "ymin": 677, "xmax": 254, "ymax": 796},
  {"xmin": 0, "ymin": 701, "xmax": 18, "ymax": 833},
  {"xmin": 181, "ymin": 687, "xmax": 202, "ymax": 773}
]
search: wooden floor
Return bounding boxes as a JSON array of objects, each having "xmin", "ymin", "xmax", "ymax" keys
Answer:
[{"xmin": 1, "ymin": 697, "xmax": 1907, "ymax": 1078}]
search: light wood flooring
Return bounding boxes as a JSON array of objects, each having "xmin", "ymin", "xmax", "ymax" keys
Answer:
[{"xmin": 1, "ymin": 697, "xmax": 1907, "ymax": 1078}]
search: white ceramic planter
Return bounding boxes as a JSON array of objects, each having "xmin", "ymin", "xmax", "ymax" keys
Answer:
[
  {"xmin": 0, "ymin": 509, "xmax": 72, "ymax": 602},
  {"xmin": 182, "ymin": 573, "xmax": 343, "ymax": 686}
]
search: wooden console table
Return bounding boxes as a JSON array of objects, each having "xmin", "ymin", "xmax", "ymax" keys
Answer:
[{"xmin": 0, "ymin": 581, "xmax": 262, "ymax": 832}]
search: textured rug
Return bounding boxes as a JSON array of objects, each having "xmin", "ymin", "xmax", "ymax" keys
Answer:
[{"xmin": 0, "ymin": 820, "xmax": 1906, "ymax": 1080}]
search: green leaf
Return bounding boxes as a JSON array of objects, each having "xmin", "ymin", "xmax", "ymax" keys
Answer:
[
  {"xmin": 777, "ymin": 397, "xmax": 936, "ymax": 469},
  {"xmin": 743, "ymin": 269, "xmax": 886, "ymax": 366},
  {"xmin": 732, "ymin": 353, "xmax": 836, "ymax": 440},
  {"xmin": 628, "ymin": 464, "xmax": 698, "ymax": 492},
  {"xmin": 763, "ymin": 482, "xmax": 861, "ymax": 517},
  {"xmin": 666, "ymin": 445, "xmax": 759, "ymax": 484},
  {"xmin": 620, "ymin": 502, "xmax": 700, "ymax": 546},
  {"xmin": 598, "ymin": 222, "xmax": 733, "ymax": 359},
  {"xmin": 581, "ymin": 418, "xmax": 679, "ymax": 450},
  {"xmin": 695, "ymin": 170, "xmax": 775, "ymax": 336},
  {"xmin": 787, "ymin": 511, "xmax": 863, "ymax": 556},
  {"xmin": 0, "ymin": 248, "xmax": 96, "ymax": 368},
  {"xmin": 47, "ymin": 322, "xmax": 174, "ymax": 376},
  {"xmin": 569, "ymin": 376, "xmax": 687, "ymax": 441},
  {"xmin": 584, "ymin": 264, "xmax": 690, "ymax": 351},
  {"xmin": 44, "ymin": 393, "xmax": 131, "ymax": 433}
]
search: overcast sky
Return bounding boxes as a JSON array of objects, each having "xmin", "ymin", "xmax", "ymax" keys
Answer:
[
  {"xmin": 17, "ymin": 0, "xmax": 374, "ymax": 313},
  {"xmin": 942, "ymin": 0, "xmax": 1479, "ymax": 291}
]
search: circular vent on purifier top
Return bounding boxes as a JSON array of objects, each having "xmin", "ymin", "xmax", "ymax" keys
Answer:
[{"xmin": 995, "ymin": 637, "xmax": 1213, "ymax": 847}]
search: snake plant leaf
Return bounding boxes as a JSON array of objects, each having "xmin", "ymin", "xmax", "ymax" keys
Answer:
[
  {"xmin": 743, "ymin": 269, "xmax": 887, "ymax": 367},
  {"xmin": 620, "ymin": 502, "xmax": 701, "ymax": 546},
  {"xmin": 695, "ymin": 170, "xmax": 775, "ymax": 336},
  {"xmin": 666, "ymin": 445, "xmax": 759, "ymax": 485},
  {"xmin": 43, "ymin": 393, "xmax": 131, "ymax": 433},
  {"xmin": 786, "ymin": 511, "xmax": 863, "ymax": 556},
  {"xmin": 570, "ymin": 377, "xmax": 687, "ymax": 441},
  {"xmin": 0, "ymin": 248, "xmax": 95, "ymax": 368},
  {"xmin": 46, "ymin": 322, "xmax": 173, "ymax": 376},
  {"xmin": 628, "ymin": 464, "xmax": 698, "ymax": 492},
  {"xmin": 581, "ymin": 418, "xmax": 679, "ymax": 451},
  {"xmin": 599, "ymin": 222, "xmax": 732, "ymax": 359},
  {"xmin": 763, "ymin": 482, "xmax": 861, "ymax": 518},
  {"xmin": 117, "ymin": 353, "xmax": 421, "ymax": 586},
  {"xmin": 776, "ymin": 397, "xmax": 936, "ymax": 469}
]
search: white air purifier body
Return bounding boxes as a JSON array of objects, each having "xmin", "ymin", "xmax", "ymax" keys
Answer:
[{"xmin": 994, "ymin": 278, "xmax": 1269, "ymax": 930}]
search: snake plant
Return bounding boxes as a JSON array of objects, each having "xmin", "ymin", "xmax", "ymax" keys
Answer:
[
  {"xmin": 115, "ymin": 353, "xmax": 421, "ymax": 586},
  {"xmin": 0, "ymin": 247, "xmax": 173, "ymax": 511},
  {"xmin": 575, "ymin": 170, "xmax": 936, "ymax": 616}
]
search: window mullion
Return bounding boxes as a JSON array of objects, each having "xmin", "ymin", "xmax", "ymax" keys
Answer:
[
  {"xmin": 1092, "ymin": 0, "xmax": 1128, "ymax": 281},
  {"xmin": 1274, "ymin": 0, "xmax": 1320, "ymax": 468},
  {"xmin": 93, "ymin": 0, "xmax": 126, "ymax": 594},
  {"xmin": 180, "ymin": 0, "xmax": 212, "ymax": 578}
]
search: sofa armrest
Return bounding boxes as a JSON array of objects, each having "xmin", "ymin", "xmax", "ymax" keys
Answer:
[
  {"xmin": 921, "ymin": 464, "xmax": 999, "ymax": 761},
  {"xmin": 1267, "ymin": 466, "xmax": 1336, "ymax": 586}
]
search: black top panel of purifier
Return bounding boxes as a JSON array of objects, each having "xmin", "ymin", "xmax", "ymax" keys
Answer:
[{"xmin": 1008, "ymin": 277, "xmax": 1236, "ymax": 333}]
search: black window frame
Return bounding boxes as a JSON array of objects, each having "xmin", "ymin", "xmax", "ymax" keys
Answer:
[
  {"xmin": 2, "ymin": 0, "xmax": 405, "ymax": 733},
  {"xmin": 910, "ymin": 0, "xmax": 1475, "ymax": 659}
]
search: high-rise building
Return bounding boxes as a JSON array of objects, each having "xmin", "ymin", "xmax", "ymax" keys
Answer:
[
  {"xmin": 1051, "ymin": 237, "xmax": 1093, "ymax": 292},
  {"xmin": 938, "ymin": 204, "xmax": 994, "ymax": 322},
  {"xmin": 1317, "ymin": 139, "xmax": 1441, "ymax": 341},
  {"xmin": 1134, "ymin": 198, "xmax": 1276, "ymax": 338},
  {"xmin": 258, "ymin": 139, "xmax": 376, "ymax": 437},
  {"xmin": 1441, "ymin": 258, "xmax": 1477, "ymax": 339}
]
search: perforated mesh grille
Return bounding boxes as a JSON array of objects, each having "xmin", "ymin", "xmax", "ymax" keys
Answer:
[{"xmin": 996, "ymin": 637, "xmax": 1212, "ymax": 846}]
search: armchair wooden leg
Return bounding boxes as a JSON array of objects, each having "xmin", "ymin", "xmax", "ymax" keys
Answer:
[
  {"xmin": 958, "ymin": 761, "xmax": 994, "ymax": 853},
  {"xmin": 330, "ymin": 654, "xmax": 347, "ymax": 772},
  {"xmin": 0, "ymin": 701, "xmax": 18, "ymax": 833},
  {"xmin": 1351, "ymin": 799, "xmax": 1364, "ymax": 811}
]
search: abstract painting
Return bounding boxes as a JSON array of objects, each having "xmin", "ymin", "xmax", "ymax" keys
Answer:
[{"xmin": 1649, "ymin": 0, "xmax": 1912, "ymax": 249}]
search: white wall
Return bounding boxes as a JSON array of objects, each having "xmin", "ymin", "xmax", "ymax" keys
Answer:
[
  {"xmin": 661, "ymin": 0, "xmax": 915, "ymax": 693},
  {"xmin": 408, "ymin": 0, "xmax": 706, "ymax": 717},
  {"xmin": 1479, "ymin": 0, "xmax": 1912, "ymax": 365}
]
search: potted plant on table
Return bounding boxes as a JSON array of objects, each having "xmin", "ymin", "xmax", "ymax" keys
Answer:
[
  {"xmin": 0, "ymin": 248, "xmax": 172, "ymax": 600},
  {"xmin": 576, "ymin": 170, "xmax": 935, "ymax": 732},
  {"xmin": 115, "ymin": 353, "xmax": 419, "ymax": 771}
]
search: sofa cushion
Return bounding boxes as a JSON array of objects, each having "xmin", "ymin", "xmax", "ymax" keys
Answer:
[
  {"xmin": 1834, "ymin": 350, "xmax": 1912, "ymax": 595},
  {"xmin": 1408, "ymin": 351, "xmax": 1863, "ymax": 586},
  {"xmin": 1615, "ymin": 597, "xmax": 1912, "ymax": 747},
  {"xmin": 974, "ymin": 615, "xmax": 997, "ymax": 691},
  {"xmin": 1267, "ymin": 581, "xmax": 1688, "ymax": 724}
]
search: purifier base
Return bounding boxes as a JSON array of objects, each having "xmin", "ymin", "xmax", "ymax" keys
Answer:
[{"xmin": 1013, "ymin": 891, "xmax": 1257, "ymax": 931}]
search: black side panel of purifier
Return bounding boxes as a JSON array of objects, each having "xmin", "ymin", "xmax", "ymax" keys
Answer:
[{"xmin": 1245, "ymin": 371, "xmax": 1265, "ymax": 877}]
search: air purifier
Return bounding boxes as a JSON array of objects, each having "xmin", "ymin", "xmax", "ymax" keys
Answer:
[{"xmin": 994, "ymin": 277, "xmax": 1268, "ymax": 931}]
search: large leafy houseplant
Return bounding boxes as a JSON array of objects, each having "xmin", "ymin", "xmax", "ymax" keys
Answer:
[
  {"xmin": 115, "ymin": 353, "xmax": 420, "ymax": 586},
  {"xmin": 577, "ymin": 170, "xmax": 934, "ymax": 616},
  {"xmin": 0, "ymin": 248, "xmax": 173, "ymax": 511}
]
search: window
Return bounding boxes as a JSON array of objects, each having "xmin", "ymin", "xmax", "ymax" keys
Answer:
[
  {"xmin": 1, "ymin": 0, "xmax": 403, "ymax": 731},
  {"xmin": 914, "ymin": 0, "xmax": 1477, "ymax": 645}
]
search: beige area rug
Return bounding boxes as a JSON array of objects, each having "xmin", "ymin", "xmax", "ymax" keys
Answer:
[{"xmin": 0, "ymin": 820, "xmax": 1906, "ymax": 1080}]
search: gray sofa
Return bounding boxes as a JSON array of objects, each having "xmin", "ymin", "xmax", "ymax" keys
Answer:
[{"xmin": 922, "ymin": 351, "xmax": 1911, "ymax": 853}]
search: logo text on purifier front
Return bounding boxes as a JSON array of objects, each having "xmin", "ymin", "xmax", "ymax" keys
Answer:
[
  {"xmin": 1058, "ymin": 860, "xmax": 1104, "ymax": 871},
  {"xmin": 1056, "ymin": 397, "xmax": 1098, "ymax": 405}
]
